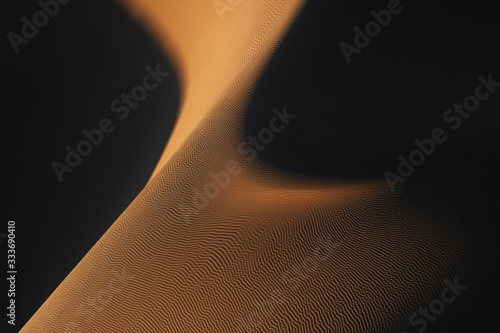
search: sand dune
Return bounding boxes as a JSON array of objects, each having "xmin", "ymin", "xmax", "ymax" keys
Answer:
[{"xmin": 21, "ymin": 0, "xmax": 476, "ymax": 332}]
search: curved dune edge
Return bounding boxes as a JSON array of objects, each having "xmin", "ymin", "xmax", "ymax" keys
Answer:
[
  {"xmin": 112, "ymin": 0, "xmax": 308, "ymax": 180},
  {"xmin": 21, "ymin": 0, "xmax": 478, "ymax": 332}
]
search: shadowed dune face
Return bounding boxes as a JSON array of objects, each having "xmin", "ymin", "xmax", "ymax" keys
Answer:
[{"xmin": 21, "ymin": 0, "xmax": 479, "ymax": 332}]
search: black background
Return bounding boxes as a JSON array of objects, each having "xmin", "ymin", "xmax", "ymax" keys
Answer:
[{"xmin": 2, "ymin": 0, "xmax": 500, "ymax": 332}]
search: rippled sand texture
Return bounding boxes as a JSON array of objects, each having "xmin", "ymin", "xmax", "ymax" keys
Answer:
[{"xmin": 22, "ymin": 0, "xmax": 477, "ymax": 332}]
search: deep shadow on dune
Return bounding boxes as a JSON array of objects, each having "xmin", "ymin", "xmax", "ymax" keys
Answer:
[
  {"xmin": 2, "ymin": 0, "xmax": 180, "ymax": 328},
  {"xmin": 245, "ymin": 0, "xmax": 500, "ymax": 179}
]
